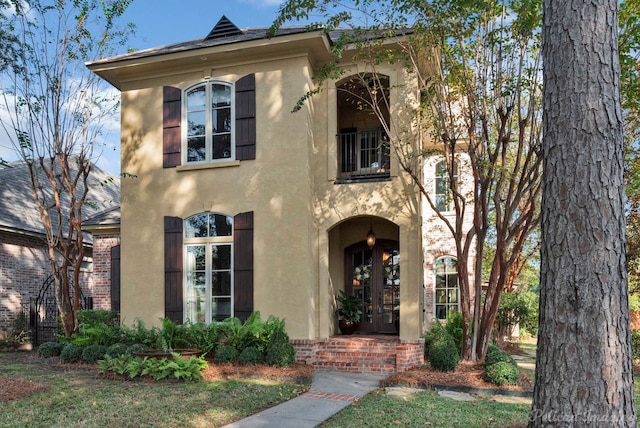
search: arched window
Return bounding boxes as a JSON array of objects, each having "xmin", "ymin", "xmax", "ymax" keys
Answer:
[
  {"xmin": 434, "ymin": 256, "xmax": 459, "ymax": 320},
  {"xmin": 184, "ymin": 80, "xmax": 234, "ymax": 163},
  {"xmin": 435, "ymin": 159, "xmax": 458, "ymax": 212},
  {"xmin": 184, "ymin": 212, "xmax": 233, "ymax": 323}
]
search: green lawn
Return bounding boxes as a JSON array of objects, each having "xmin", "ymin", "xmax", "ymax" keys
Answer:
[
  {"xmin": 321, "ymin": 389, "xmax": 531, "ymax": 427},
  {"xmin": 0, "ymin": 353, "xmax": 308, "ymax": 428},
  {"xmin": 3, "ymin": 351, "xmax": 639, "ymax": 428}
]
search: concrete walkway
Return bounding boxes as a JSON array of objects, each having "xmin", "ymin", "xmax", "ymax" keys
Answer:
[
  {"xmin": 221, "ymin": 371, "xmax": 385, "ymax": 428},
  {"xmin": 223, "ymin": 348, "xmax": 537, "ymax": 427}
]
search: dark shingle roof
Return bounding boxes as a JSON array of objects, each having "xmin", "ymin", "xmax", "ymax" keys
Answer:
[
  {"xmin": 84, "ymin": 205, "xmax": 120, "ymax": 227},
  {"xmin": 0, "ymin": 159, "xmax": 120, "ymax": 241},
  {"xmin": 88, "ymin": 24, "xmax": 321, "ymax": 66}
]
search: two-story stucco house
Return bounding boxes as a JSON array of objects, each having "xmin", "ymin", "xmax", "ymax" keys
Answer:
[{"xmin": 87, "ymin": 17, "xmax": 473, "ymax": 373}]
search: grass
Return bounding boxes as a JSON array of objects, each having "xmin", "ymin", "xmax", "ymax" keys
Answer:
[
  {"xmin": 0, "ymin": 354, "xmax": 308, "ymax": 428},
  {"xmin": 320, "ymin": 389, "xmax": 530, "ymax": 427},
  {"xmin": 322, "ymin": 340, "xmax": 639, "ymax": 428}
]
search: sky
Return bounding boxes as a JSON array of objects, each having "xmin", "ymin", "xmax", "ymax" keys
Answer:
[{"xmin": 0, "ymin": 0, "xmax": 304, "ymax": 176}]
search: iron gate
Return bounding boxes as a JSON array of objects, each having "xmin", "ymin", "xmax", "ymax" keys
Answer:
[{"xmin": 29, "ymin": 273, "xmax": 93, "ymax": 345}]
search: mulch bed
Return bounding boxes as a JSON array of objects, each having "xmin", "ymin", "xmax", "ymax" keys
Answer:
[
  {"xmin": 383, "ymin": 361, "xmax": 533, "ymax": 393},
  {"xmin": 1, "ymin": 344, "xmax": 533, "ymax": 403}
]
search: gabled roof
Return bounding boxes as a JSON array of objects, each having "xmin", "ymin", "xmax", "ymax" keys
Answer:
[
  {"xmin": 0, "ymin": 158, "xmax": 120, "ymax": 242},
  {"xmin": 87, "ymin": 22, "xmax": 323, "ymax": 67},
  {"xmin": 87, "ymin": 16, "xmax": 411, "ymax": 90}
]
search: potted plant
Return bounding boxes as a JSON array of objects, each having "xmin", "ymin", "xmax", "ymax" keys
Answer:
[{"xmin": 336, "ymin": 290, "xmax": 362, "ymax": 335}]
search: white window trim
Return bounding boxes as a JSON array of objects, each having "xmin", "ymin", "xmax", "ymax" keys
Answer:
[
  {"xmin": 433, "ymin": 256, "xmax": 460, "ymax": 320},
  {"xmin": 434, "ymin": 159, "xmax": 458, "ymax": 213},
  {"xmin": 183, "ymin": 214, "xmax": 234, "ymax": 324},
  {"xmin": 182, "ymin": 80, "xmax": 236, "ymax": 165}
]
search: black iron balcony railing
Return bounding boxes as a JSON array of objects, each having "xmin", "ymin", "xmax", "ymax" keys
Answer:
[{"xmin": 337, "ymin": 129, "xmax": 390, "ymax": 182}]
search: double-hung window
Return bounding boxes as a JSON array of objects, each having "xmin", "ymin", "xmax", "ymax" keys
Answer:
[
  {"xmin": 184, "ymin": 81, "xmax": 234, "ymax": 163},
  {"xmin": 435, "ymin": 160, "xmax": 457, "ymax": 212},
  {"xmin": 184, "ymin": 213, "xmax": 233, "ymax": 323},
  {"xmin": 434, "ymin": 256, "xmax": 459, "ymax": 320}
]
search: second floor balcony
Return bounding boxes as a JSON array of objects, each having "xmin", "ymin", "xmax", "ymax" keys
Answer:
[{"xmin": 337, "ymin": 128, "xmax": 390, "ymax": 183}]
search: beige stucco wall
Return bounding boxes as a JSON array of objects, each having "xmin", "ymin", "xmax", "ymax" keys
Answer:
[
  {"xmin": 311, "ymin": 62, "xmax": 424, "ymax": 340},
  {"xmin": 119, "ymin": 55, "xmax": 319, "ymax": 335},
  {"xmin": 111, "ymin": 35, "xmax": 426, "ymax": 340}
]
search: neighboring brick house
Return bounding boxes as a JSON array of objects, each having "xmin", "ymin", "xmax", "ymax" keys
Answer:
[
  {"xmin": 82, "ymin": 207, "xmax": 121, "ymax": 313},
  {"xmin": 0, "ymin": 159, "xmax": 120, "ymax": 339},
  {"xmin": 86, "ymin": 17, "xmax": 474, "ymax": 373}
]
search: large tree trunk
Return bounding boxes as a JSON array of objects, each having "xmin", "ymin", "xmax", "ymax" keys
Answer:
[{"xmin": 530, "ymin": 0, "xmax": 636, "ymax": 425}]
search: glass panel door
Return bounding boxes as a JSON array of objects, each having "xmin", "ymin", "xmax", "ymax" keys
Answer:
[
  {"xmin": 382, "ymin": 249, "xmax": 400, "ymax": 333},
  {"xmin": 346, "ymin": 239, "xmax": 400, "ymax": 334},
  {"xmin": 352, "ymin": 249, "xmax": 373, "ymax": 326}
]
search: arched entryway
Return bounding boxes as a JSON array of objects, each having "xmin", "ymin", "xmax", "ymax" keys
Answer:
[{"xmin": 344, "ymin": 238, "xmax": 399, "ymax": 334}]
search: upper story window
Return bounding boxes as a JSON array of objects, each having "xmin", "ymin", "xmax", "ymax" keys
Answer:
[
  {"xmin": 435, "ymin": 159, "xmax": 458, "ymax": 212},
  {"xmin": 184, "ymin": 81, "xmax": 235, "ymax": 163},
  {"xmin": 163, "ymin": 75, "xmax": 255, "ymax": 169},
  {"xmin": 336, "ymin": 74, "xmax": 391, "ymax": 183}
]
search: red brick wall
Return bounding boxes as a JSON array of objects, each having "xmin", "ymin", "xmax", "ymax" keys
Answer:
[
  {"xmin": 0, "ymin": 230, "xmax": 117, "ymax": 338},
  {"xmin": 91, "ymin": 234, "xmax": 120, "ymax": 311},
  {"xmin": 291, "ymin": 336, "xmax": 424, "ymax": 374},
  {"xmin": 0, "ymin": 231, "xmax": 49, "ymax": 337}
]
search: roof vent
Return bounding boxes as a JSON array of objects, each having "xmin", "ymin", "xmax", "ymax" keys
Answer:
[{"xmin": 205, "ymin": 16, "xmax": 243, "ymax": 40}]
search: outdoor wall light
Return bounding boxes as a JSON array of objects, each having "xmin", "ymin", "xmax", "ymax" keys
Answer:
[{"xmin": 366, "ymin": 227, "xmax": 376, "ymax": 248}]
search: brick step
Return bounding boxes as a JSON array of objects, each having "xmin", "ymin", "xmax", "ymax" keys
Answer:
[
  {"xmin": 291, "ymin": 336, "xmax": 425, "ymax": 374},
  {"xmin": 313, "ymin": 350, "xmax": 397, "ymax": 373}
]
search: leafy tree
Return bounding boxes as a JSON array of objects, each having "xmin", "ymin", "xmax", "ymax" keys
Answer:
[
  {"xmin": 530, "ymin": 0, "xmax": 636, "ymax": 424},
  {"xmin": 0, "ymin": 0, "xmax": 133, "ymax": 336},
  {"xmin": 620, "ymin": 0, "xmax": 640, "ymax": 295},
  {"xmin": 273, "ymin": 0, "xmax": 543, "ymax": 361}
]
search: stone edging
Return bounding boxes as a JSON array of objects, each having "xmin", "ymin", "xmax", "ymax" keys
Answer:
[{"xmin": 379, "ymin": 380, "xmax": 533, "ymax": 398}]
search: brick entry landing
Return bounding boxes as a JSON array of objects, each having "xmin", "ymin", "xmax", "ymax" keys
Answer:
[{"xmin": 291, "ymin": 335, "xmax": 424, "ymax": 374}]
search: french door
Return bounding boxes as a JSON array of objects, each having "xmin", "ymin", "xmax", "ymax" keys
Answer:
[{"xmin": 345, "ymin": 239, "xmax": 400, "ymax": 334}]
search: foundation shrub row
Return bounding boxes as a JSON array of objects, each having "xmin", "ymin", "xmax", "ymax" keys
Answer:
[
  {"xmin": 37, "ymin": 310, "xmax": 296, "ymax": 380},
  {"xmin": 424, "ymin": 312, "xmax": 520, "ymax": 386}
]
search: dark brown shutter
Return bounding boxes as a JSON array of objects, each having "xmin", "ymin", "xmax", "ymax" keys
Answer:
[
  {"xmin": 235, "ymin": 74, "xmax": 256, "ymax": 160},
  {"xmin": 163, "ymin": 86, "xmax": 182, "ymax": 168},
  {"xmin": 164, "ymin": 216, "xmax": 183, "ymax": 322},
  {"xmin": 110, "ymin": 245, "xmax": 121, "ymax": 312},
  {"xmin": 234, "ymin": 211, "xmax": 254, "ymax": 322}
]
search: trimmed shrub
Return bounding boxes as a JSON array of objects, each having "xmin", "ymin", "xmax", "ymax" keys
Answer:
[
  {"xmin": 106, "ymin": 343, "xmax": 129, "ymax": 358},
  {"xmin": 82, "ymin": 345, "xmax": 107, "ymax": 363},
  {"xmin": 485, "ymin": 345, "xmax": 515, "ymax": 366},
  {"xmin": 38, "ymin": 341, "xmax": 64, "ymax": 358},
  {"xmin": 60, "ymin": 343, "xmax": 84, "ymax": 363},
  {"xmin": 428, "ymin": 329, "xmax": 459, "ymax": 372},
  {"xmin": 264, "ymin": 329, "xmax": 295, "ymax": 367},
  {"xmin": 125, "ymin": 343, "xmax": 148, "ymax": 355},
  {"xmin": 485, "ymin": 361, "xmax": 520, "ymax": 385},
  {"xmin": 238, "ymin": 346, "xmax": 264, "ymax": 365},
  {"xmin": 444, "ymin": 311, "xmax": 463, "ymax": 356},
  {"xmin": 215, "ymin": 345, "xmax": 239, "ymax": 363},
  {"xmin": 424, "ymin": 321, "xmax": 445, "ymax": 359}
]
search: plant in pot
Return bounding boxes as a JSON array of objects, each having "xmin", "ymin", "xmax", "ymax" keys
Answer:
[{"xmin": 336, "ymin": 290, "xmax": 362, "ymax": 335}]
